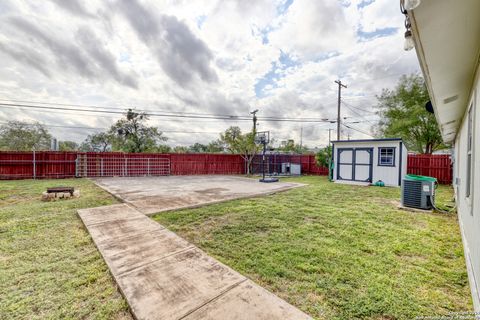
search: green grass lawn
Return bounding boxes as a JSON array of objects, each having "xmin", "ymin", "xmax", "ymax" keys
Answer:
[
  {"xmin": 0, "ymin": 179, "xmax": 131, "ymax": 320},
  {"xmin": 153, "ymin": 176, "xmax": 471, "ymax": 320}
]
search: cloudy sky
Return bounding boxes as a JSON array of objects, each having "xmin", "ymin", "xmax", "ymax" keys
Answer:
[{"xmin": 0, "ymin": 0, "xmax": 419, "ymax": 148}]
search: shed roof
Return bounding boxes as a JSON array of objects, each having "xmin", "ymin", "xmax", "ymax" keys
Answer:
[{"xmin": 331, "ymin": 138, "xmax": 402, "ymax": 144}]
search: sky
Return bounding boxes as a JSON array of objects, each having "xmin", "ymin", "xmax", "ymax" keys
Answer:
[{"xmin": 0, "ymin": 0, "xmax": 420, "ymax": 148}]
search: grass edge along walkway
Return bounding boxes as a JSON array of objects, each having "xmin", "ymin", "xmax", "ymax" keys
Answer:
[{"xmin": 153, "ymin": 176, "xmax": 472, "ymax": 320}]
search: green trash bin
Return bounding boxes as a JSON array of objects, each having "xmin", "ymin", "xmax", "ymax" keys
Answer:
[{"xmin": 404, "ymin": 174, "xmax": 437, "ymax": 184}]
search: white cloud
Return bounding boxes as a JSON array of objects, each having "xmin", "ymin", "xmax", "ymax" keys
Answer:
[
  {"xmin": 269, "ymin": 0, "xmax": 356, "ymax": 60},
  {"xmin": 0, "ymin": 0, "xmax": 420, "ymax": 147}
]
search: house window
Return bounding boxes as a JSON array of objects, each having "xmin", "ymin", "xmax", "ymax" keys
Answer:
[
  {"xmin": 466, "ymin": 104, "xmax": 473, "ymax": 198},
  {"xmin": 378, "ymin": 147, "xmax": 395, "ymax": 166}
]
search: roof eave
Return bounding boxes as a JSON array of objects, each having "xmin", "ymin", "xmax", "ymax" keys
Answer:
[
  {"xmin": 409, "ymin": 11, "xmax": 455, "ymax": 144},
  {"xmin": 331, "ymin": 138, "xmax": 403, "ymax": 144}
]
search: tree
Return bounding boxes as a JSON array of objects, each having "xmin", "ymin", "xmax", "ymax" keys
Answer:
[
  {"xmin": 278, "ymin": 139, "xmax": 310, "ymax": 154},
  {"xmin": 220, "ymin": 126, "xmax": 261, "ymax": 175},
  {"xmin": 80, "ymin": 132, "xmax": 112, "ymax": 152},
  {"xmin": 206, "ymin": 140, "xmax": 224, "ymax": 153},
  {"xmin": 189, "ymin": 143, "xmax": 208, "ymax": 153},
  {"xmin": 188, "ymin": 141, "xmax": 224, "ymax": 153},
  {"xmin": 0, "ymin": 121, "xmax": 52, "ymax": 151},
  {"xmin": 376, "ymin": 74, "xmax": 446, "ymax": 153},
  {"xmin": 316, "ymin": 146, "xmax": 332, "ymax": 167},
  {"xmin": 278, "ymin": 139, "xmax": 295, "ymax": 152},
  {"xmin": 59, "ymin": 140, "xmax": 79, "ymax": 151},
  {"xmin": 155, "ymin": 144, "xmax": 172, "ymax": 153},
  {"xmin": 173, "ymin": 146, "xmax": 189, "ymax": 153},
  {"xmin": 109, "ymin": 109, "xmax": 167, "ymax": 153}
]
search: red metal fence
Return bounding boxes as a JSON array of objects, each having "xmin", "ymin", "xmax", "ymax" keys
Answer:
[
  {"xmin": 407, "ymin": 154, "xmax": 452, "ymax": 184},
  {"xmin": 0, "ymin": 152, "xmax": 248, "ymax": 179},
  {"xmin": 170, "ymin": 153, "xmax": 244, "ymax": 175},
  {"xmin": 0, "ymin": 151, "xmax": 77, "ymax": 179},
  {"xmin": 0, "ymin": 151, "xmax": 452, "ymax": 183}
]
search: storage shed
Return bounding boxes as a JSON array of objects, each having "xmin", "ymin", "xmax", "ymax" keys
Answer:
[{"xmin": 331, "ymin": 138, "xmax": 408, "ymax": 187}]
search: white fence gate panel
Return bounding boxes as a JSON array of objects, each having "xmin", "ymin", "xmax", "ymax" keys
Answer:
[{"xmin": 76, "ymin": 157, "xmax": 170, "ymax": 177}]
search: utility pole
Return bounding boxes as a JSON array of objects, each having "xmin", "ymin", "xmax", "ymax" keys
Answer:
[
  {"xmin": 250, "ymin": 109, "xmax": 259, "ymax": 134},
  {"xmin": 327, "ymin": 128, "xmax": 333, "ymax": 181},
  {"xmin": 300, "ymin": 125, "xmax": 303, "ymax": 149},
  {"xmin": 334, "ymin": 80, "xmax": 347, "ymax": 141}
]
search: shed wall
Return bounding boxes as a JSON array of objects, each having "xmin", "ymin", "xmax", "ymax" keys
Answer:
[{"xmin": 333, "ymin": 140, "xmax": 405, "ymax": 187}]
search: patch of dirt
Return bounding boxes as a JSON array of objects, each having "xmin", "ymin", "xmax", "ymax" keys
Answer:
[
  {"xmin": 132, "ymin": 195, "xmax": 195, "ymax": 210},
  {"xmin": 196, "ymin": 214, "xmax": 239, "ymax": 235},
  {"xmin": 411, "ymin": 218, "xmax": 428, "ymax": 229},
  {"xmin": 303, "ymin": 216, "xmax": 321, "ymax": 224},
  {"xmin": 395, "ymin": 252, "xmax": 428, "ymax": 264},
  {"xmin": 119, "ymin": 190, "xmax": 147, "ymax": 195},
  {"xmin": 194, "ymin": 188, "xmax": 229, "ymax": 195},
  {"xmin": 370, "ymin": 197, "xmax": 400, "ymax": 207},
  {"xmin": 130, "ymin": 193, "xmax": 233, "ymax": 212}
]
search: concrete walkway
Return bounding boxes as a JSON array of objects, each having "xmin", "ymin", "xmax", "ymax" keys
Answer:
[{"xmin": 78, "ymin": 203, "xmax": 312, "ymax": 320}]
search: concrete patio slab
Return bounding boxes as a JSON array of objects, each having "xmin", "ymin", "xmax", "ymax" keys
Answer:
[
  {"xmin": 78, "ymin": 179, "xmax": 312, "ymax": 320},
  {"xmin": 93, "ymin": 175, "xmax": 303, "ymax": 215}
]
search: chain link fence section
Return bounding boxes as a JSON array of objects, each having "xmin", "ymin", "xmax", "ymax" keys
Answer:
[{"xmin": 75, "ymin": 156, "xmax": 170, "ymax": 177}]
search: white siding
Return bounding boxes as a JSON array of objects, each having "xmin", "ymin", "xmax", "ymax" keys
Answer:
[
  {"xmin": 333, "ymin": 140, "xmax": 406, "ymax": 187},
  {"xmin": 455, "ymin": 60, "xmax": 480, "ymax": 310}
]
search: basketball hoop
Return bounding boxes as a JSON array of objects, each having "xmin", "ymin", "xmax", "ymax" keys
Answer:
[
  {"xmin": 254, "ymin": 131, "xmax": 269, "ymax": 144},
  {"xmin": 255, "ymin": 131, "xmax": 278, "ymax": 183}
]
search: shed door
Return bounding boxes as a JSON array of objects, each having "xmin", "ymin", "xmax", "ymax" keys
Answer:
[
  {"xmin": 337, "ymin": 148, "xmax": 373, "ymax": 182},
  {"xmin": 353, "ymin": 148, "xmax": 373, "ymax": 182}
]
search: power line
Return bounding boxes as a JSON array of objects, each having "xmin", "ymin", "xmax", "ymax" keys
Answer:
[
  {"xmin": 0, "ymin": 102, "xmax": 249, "ymax": 120},
  {"xmin": 341, "ymin": 123, "xmax": 374, "ymax": 138},
  {"xmin": 300, "ymin": 118, "xmax": 369, "ymax": 131},
  {"xmin": 341, "ymin": 94, "xmax": 378, "ymax": 100},
  {"xmin": 0, "ymin": 99, "xmax": 344, "ymax": 122},
  {"xmin": 0, "ymin": 105, "xmax": 378, "ymax": 133},
  {"xmin": 0, "ymin": 102, "xmax": 340, "ymax": 123},
  {"xmin": 0, "ymin": 98, "xmax": 380, "ymax": 123},
  {"xmin": 341, "ymin": 103, "xmax": 377, "ymax": 126},
  {"xmin": 0, "ymin": 107, "xmax": 234, "ymax": 122},
  {"xmin": 341, "ymin": 99, "xmax": 377, "ymax": 115},
  {"xmin": 0, "ymin": 121, "xmax": 222, "ymax": 134},
  {"xmin": 0, "ymin": 98, "xmax": 249, "ymax": 118}
]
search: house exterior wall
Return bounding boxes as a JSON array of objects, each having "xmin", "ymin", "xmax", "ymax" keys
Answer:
[
  {"xmin": 454, "ymin": 60, "xmax": 480, "ymax": 310},
  {"xmin": 333, "ymin": 140, "xmax": 407, "ymax": 187}
]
